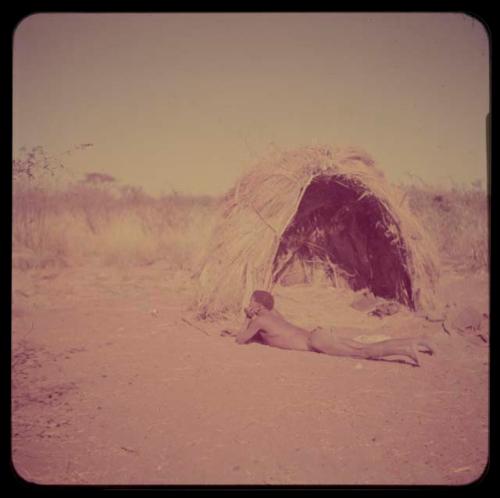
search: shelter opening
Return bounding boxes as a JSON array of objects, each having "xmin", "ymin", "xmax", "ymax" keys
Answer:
[{"xmin": 272, "ymin": 175, "xmax": 414, "ymax": 307}]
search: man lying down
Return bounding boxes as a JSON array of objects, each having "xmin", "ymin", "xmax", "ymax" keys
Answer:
[{"xmin": 229, "ymin": 290, "xmax": 434, "ymax": 367}]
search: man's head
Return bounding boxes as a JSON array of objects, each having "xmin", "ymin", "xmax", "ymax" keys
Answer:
[{"xmin": 249, "ymin": 290, "xmax": 274, "ymax": 313}]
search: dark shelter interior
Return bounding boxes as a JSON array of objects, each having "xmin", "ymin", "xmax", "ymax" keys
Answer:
[{"xmin": 272, "ymin": 175, "xmax": 415, "ymax": 308}]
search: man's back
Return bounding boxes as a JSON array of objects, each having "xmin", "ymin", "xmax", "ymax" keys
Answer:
[{"xmin": 252, "ymin": 310, "xmax": 312, "ymax": 351}]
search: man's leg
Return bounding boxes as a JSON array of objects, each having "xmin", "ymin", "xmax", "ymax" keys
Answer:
[{"xmin": 309, "ymin": 327, "xmax": 433, "ymax": 366}]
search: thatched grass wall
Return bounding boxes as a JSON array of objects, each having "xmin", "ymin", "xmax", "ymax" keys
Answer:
[{"xmin": 196, "ymin": 145, "xmax": 439, "ymax": 318}]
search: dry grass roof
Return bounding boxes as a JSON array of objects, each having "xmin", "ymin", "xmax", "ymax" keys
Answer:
[{"xmin": 196, "ymin": 145, "xmax": 439, "ymax": 318}]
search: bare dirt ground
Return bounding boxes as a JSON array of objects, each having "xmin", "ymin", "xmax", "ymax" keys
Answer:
[{"xmin": 11, "ymin": 261, "xmax": 489, "ymax": 485}]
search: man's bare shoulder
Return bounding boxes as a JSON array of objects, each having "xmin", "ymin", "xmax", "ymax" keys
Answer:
[
  {"xmin": 249, "ymin": 313, "xmax": 268, "ymax": 327},
  {"xmin": 255, "ymin": 310, "xmax": 288, "ymax": 327}
]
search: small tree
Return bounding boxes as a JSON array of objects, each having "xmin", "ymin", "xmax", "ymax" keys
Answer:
[{"xmin": 13, "ymin": 143, "xmax": 94, "ymax": 185}]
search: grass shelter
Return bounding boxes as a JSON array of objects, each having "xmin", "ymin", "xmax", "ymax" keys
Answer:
[{"xmin": 196, "ymin": 145, "xmax": 439, "ymax": 318}]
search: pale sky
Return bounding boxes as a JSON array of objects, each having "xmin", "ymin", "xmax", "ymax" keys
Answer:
[{"xmin": 13, "ymin": 13, "xmax": 489, "ymax": 195}]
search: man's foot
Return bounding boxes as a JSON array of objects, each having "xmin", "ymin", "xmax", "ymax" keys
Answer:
[
  {"xmin": 406, "ymin": 343, "xmax": 420, "ymax": 366},
  {"xmin": 404, "ymin": 337, "xmax": 434, "ymax": 366},
  {"xmin": 416, "ymin": 337, "xmax": 434, "ymax": 356}
]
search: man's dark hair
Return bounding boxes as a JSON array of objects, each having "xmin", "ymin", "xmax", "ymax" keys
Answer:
[{"xmin": 252, "ymin": 290, "xmax": 274, "ymax": 310}]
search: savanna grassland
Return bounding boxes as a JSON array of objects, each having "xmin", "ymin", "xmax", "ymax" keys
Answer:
[
  {"xmin": 13, "ymin": 146, "xmax": 488, "ymax": 275},
  {"xmin": 12, "ymin": 148, "xmax": 489, "ymax": 485}
]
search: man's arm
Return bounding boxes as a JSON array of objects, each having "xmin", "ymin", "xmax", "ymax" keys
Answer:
[
  {"xmin": 221, "ymin": 316, "xmax": 252, "ymax": 338},
  {"xmin": 235, "ymin": 317, "xmax": 262, "ymax": 344}
]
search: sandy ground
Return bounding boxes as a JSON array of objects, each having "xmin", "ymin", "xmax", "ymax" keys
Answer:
[{"xmin": 11, "ymin": 261, "xmax": 489, "ymax": 485}]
